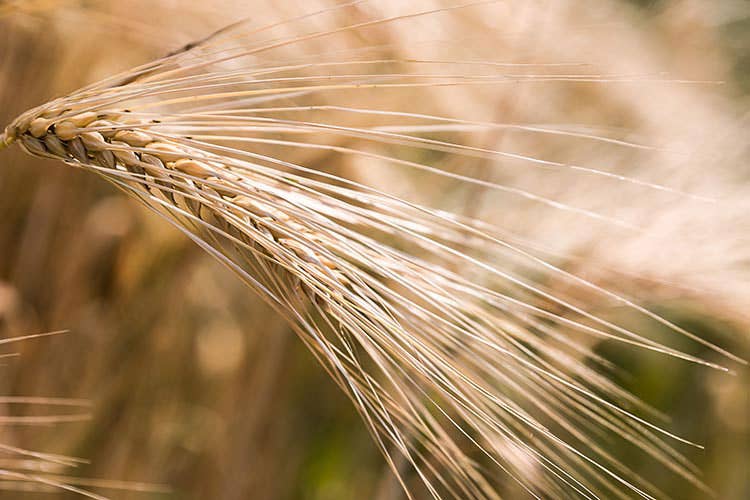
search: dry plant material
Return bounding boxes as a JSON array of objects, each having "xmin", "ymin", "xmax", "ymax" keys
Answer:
[
  {"xmin": 0, "ymin": 2, "xmax": 742, "ymax": 499},
  {"xmin": 0, "ymin": 333, "xmax": 111, "ymax": 499}
]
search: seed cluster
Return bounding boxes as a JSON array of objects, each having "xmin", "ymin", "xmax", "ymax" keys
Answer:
[{"xmin": 6, "ymin": 109, "xmax": 347, "ymax": 305}]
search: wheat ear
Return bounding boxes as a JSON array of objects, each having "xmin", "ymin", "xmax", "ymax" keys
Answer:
[{"xmin": 1, "ymin": 3, "xmax": 741, "ymax": 499}]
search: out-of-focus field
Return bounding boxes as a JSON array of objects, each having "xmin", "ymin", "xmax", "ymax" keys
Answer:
[{"xmin": 0, "ymin": 1, "xmax": 747, "ymax": 499}]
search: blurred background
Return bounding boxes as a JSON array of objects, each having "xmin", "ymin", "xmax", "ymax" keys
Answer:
[{"xmin": 0, "ymin": 0, "xmax": 748, "ymax": 498}]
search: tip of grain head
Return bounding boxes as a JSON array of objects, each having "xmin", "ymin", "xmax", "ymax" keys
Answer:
[{"xmin": 0, "ymin": 130, "xmax": 11, "ymax": 151}]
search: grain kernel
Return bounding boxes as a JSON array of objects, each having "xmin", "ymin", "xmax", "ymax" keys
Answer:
[
  {"xmin": 173, "ymin": 159, "xmax": 214, "ymax": 178},
  {"xmin": 110, "ymin": 140, "xmax": 140, "ymax": 167},
  {"xmin": 140, "ymin": 153, "xmax": 165, "ymax": 171},
  {"xmin": 54, "ymin": 121, "xmax": 79, "ymax": 141},
  {"xmin": 87, "ymin": 120, "xmax": 117, "ymax": 138},
  {"xmin": 95, "ymin": 150, "xmax": 116, "ymax": 169},
  {"xmin": 113, "ymin": 129, "xmax": 153, "ymax": 147},
  {"xmin": 43, "ymin": 135, "xmax": 67, "ymax": 157},
  {"xmin": 29, "ymin": 118, "xmax": 52, "ymax": 138},
  {"xmin": 144, "ymin": 141, "xmax": 185, "ymax": 162},
  {"xmin": 68, "ymin": 112, "xmax": 98, "ymax": 127},
  {"xmin": 68, "ymin": 137, "xmax": 88, "ymax": 163},
  {"xmin": 21, "ymin": 136, "xmax": 47, "ymax": 155},
  {"xmin": 79, "ymin": 131, "xmax": 108, "ymax": 151}
]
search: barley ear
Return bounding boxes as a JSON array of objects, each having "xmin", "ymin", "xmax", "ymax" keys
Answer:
[{"xmin": 1, "ymin": 4, "xmax": 744, "ymax": 498}]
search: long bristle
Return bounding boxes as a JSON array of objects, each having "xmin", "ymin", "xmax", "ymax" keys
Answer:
[{"xmin": 2, "ymin": 1, "xmax": 745, "ymax": 498}]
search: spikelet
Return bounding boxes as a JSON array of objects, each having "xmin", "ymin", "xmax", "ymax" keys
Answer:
[{"xmin": 1, "ymin": 2, "xmax": 742, "ymax": 499}]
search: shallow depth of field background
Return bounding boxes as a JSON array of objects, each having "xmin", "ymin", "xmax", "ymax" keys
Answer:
[{"xmin": 0, "ymin": 1, "xmax": 748, "ymax": 499}]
